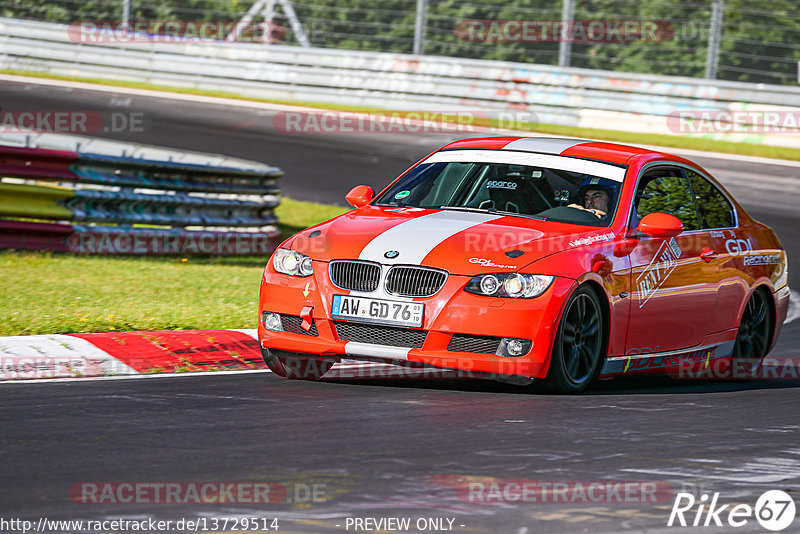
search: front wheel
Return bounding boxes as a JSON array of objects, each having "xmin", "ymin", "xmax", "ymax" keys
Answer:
[
  {"xmin": 261, "ymin": 348, "xmax": 335, "ymax": 380},
  {"xmin": 543, "ymin": 286, "xmax": 606, "ymax": 394}
]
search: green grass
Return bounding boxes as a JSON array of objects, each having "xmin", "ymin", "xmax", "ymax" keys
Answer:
[
  {"xmin": 0, "ymin": 197, "xmax": 349, "ymax": 336},
  {"xmin": 0, "ymin": 252, "xmax": 263, "ymax": 335},
  {"xmin": 275, "ymin": 197, "xmax": 349, "ymax": 238},
  {"xmin": 5, "ymin": 69, "xmax": 800, "ymax": 162}
]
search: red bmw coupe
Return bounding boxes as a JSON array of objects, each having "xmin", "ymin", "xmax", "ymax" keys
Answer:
[{"xmin": 258, "ymin": 137, "xmax": 789, "ymax": 393}]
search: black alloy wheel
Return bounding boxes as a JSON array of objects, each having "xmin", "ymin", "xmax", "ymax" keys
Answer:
[
  {"xmin": 732, "ymin": 289, "xmax": 772, "ymax": 376},
  {"xmin": 544, "ymin": 286, "xmax": 606, "ymax": 393}
]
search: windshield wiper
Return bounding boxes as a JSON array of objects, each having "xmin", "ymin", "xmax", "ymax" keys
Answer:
[
  {"xmin": 438, "ymin": 206, "xmax": 497, "ymax": 214},
  {"xmin": 438, "ymin": 206, "xmax": 547, "ymax": 221}
]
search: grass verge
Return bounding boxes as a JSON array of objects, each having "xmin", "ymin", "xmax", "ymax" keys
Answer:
[
  {"xmin": 0, "ymin": 197, "xmax": 348, "ymax": 336},
  {"xmin": 5, "ymin": 69, "xmax": 800, "ymax": 162},
  {"xmin": 275, "ymin": 197, "xmax": 349, "ymax": 239}
]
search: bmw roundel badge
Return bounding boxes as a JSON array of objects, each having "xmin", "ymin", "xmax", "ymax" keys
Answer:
[{"xmin": 384, "ymin": 250, "xmax": 400, "ymax": 259}]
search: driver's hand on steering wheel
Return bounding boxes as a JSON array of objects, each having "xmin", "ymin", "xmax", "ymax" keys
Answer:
[{"xmin": 567, "ymin": 203, "xmax": 606, "ymax": 219}]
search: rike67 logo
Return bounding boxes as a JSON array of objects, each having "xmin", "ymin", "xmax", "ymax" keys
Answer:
[{"xmin": 668, "ymin": 490, "xmax": 796, "ymax": 531}]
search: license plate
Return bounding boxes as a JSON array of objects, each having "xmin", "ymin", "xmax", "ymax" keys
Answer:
[{"xmin": 331, "ymin": 295, "xmax": 423, "ymax": 328}]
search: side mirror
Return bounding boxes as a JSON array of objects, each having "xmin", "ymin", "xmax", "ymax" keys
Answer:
[
  {"xmin": 613, "ymin": 238, "xmax": 640, "ymax": 257},
  {"xmin": 345, "ymin": 185, "xmax": 374, "ymax": 208},
  {"xmin": 637, "ymin": 212, "xmax": 683, "ymax": 238}
]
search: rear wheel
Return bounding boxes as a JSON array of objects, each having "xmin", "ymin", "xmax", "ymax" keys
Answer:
[
  {"xmin": 731, "ymin": 289, "xmax": 772, "ymax": 377},
  {"xmin": 261, "ymin": 348, "xmax": 334, "ymax": 380},
  {"xmin": 543, "ymin": 286, "xmax": 606, "ymax": 394}
]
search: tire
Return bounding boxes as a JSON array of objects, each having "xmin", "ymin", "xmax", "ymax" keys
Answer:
[
  {"xmin": 543, "ymin": 286, "xmax": 606, "ymax": 394},
  {"xmin": 261, "ymin": 348, "xmax": 334, "ymax": 380},
  {"xmin": 731, "ymin": 289, "xmax": 772, "ymax": 378}
]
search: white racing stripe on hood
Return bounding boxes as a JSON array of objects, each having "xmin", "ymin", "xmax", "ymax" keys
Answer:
[{"xmin": 358, "ymin": 210, "xmax": 501, "ymax": 265}]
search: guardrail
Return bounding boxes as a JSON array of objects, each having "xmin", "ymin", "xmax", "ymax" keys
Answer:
[
  {"xmin": 1, "ymin": 18, "xmax": 800, "ymax": 149},
  {"xmin": 0, "ymin": 133, "xmax": 283, "ymax": 255}
]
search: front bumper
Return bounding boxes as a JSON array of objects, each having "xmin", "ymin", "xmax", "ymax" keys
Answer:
[{"xmin": 258, "ymin": 260, "xmax": 576, "ymax": 379}]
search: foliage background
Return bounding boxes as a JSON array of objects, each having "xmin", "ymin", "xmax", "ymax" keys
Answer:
[{"xmin": 4, "ymin": 0, "xmax": 799, "ymax": 85}]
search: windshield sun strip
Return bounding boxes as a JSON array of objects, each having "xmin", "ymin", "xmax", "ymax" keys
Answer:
[{"xmin": 422, "ymin": 150, "xmax": 626, "ymax": 182}]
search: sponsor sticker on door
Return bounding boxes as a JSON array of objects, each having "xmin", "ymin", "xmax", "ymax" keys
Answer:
[{"xmin": 636, "ymin": 239, "xmax": 681, "ymax": 308}]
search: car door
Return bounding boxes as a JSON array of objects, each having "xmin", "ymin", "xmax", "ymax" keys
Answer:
[
  {"xmin": 684, "ymin": 169, "xmax": 740, "ymax": 334},
  {"xmin": 625, "ymin": 166, "xmax": 720, "ymax": 357}
]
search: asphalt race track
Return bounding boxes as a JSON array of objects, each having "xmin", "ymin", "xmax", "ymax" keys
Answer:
[{"xmin": 2, "ymin": 78, "xmax": 800, "ymax": 533}]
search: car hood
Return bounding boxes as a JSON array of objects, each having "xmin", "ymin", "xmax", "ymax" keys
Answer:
[{"xmin": 289, "ymin": 206, "xmax": 616, "ymax": 275}]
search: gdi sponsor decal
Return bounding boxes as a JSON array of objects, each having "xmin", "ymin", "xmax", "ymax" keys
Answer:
[
  {"xmin": 668, "ymin": 490, "xmax": 795, "ymax": 531},
  {"xmin": 469, "ymin": 257, "xmax": 516, "ymax": 269},
  {"xmin": 636, "ymin": 237, "xmax": 681, "ymax": 308},
  {"xmin": 725, "ymin": 238, "xmax": 752, "ymax": 256}
]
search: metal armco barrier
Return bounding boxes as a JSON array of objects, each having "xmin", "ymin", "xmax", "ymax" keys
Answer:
[
  {"xmin": 1, "ymin": 18, "xmax": 800, "ymax": 148},
  {"xmin": 0, "ymin": 139, "xmax": 284, "ymax": 255},
  {"xmin": 0, "ymin": 219, "xmax": 72, "ymax": 252},
  {"xmin": 0, "ymin": 182, "xmax": 73, "ymax": 219}
]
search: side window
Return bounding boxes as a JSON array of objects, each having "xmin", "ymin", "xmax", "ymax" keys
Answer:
[
  {"xmin": 634, "ymin": 168, "xmax": 700, "ymax": 231},
  {"xmin": 685, "ymin": 170, "xmax": 735, "ymax": 229}
]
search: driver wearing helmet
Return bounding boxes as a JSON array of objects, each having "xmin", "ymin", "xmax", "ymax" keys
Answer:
[{"xmin": 568, "ymin": 184, "xmax": 614, "ymax": 219}]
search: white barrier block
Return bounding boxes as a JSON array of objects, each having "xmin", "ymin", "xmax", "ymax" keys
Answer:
[{"xmin": 0, "ymin": 334, "xmax": 138, "ymax": 380}]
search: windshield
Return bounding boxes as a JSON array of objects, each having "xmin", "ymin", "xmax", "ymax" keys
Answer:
[{"xmin": 374, "ymin": 153, "xmax": 625, "ymax": 227}]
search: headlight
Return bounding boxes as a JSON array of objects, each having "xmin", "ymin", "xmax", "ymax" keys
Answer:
[
  {"xmin": 273, "ymin": 248, "xmax": 314, "ymax": 277},
  {"xmin": 465, "ymin": 273, "xmax": 554, "ymax": 298},
  {"xmin": 479, "ymin": 274, "xmax": 499, "ymax": 295}
]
